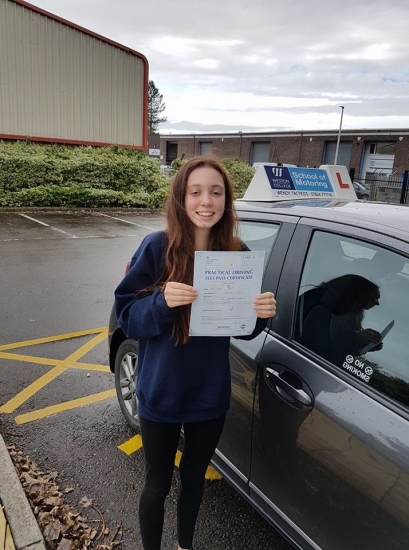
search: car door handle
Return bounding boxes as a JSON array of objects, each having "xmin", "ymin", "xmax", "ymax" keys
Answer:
[{"xmin": 265, "ymin": 367, "xmax": 312, "ymax": 406}]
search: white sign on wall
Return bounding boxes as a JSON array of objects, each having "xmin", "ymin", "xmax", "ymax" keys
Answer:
[
  {"xmin": 368, "ymin": 155, "xmax": 394, "ymax": 169},
  {"xmin": 149, "ymin": 148, "xmax": 160, "ymax": 156}
]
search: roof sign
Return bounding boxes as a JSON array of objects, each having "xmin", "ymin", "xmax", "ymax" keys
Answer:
[{"xmin": 243, "ymin": 164, "xmax": 357, "ymax": 201}]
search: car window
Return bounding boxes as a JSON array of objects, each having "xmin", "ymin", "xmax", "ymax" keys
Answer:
[
  {"xmin": 294, "ymin": 230, "xmax": 409, "ymax": 408},
  {"xmin": 238, "ymin": 221, "xmax": 280, "ymax": 270}
]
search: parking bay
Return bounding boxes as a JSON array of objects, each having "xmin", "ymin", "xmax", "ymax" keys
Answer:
[{"xmin": 0, "ymin": 211, "xmax": 292, "ymax": 550}]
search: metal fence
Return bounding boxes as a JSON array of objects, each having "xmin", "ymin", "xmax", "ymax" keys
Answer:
[{"xmin": 353, "ymin": 172, "xmax": 408, "ymax": 204}]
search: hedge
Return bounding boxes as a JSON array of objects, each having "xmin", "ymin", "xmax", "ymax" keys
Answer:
[
  {"xmin": 0, "ymin": 142, "xmax": 255, "ymax": 208},
  {"xmin": 0, "ymin": 142, "xmax": 170, "ymax": 208},
  {"xmin": 170, "ymin": 156, "xmax": 255, "ymax": 199}
]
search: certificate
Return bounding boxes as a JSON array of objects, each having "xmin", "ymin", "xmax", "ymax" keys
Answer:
[
  {"xmin": 360, "ymin": 319, "xmax": 394, "ymax": 354},
  {"xmin": 189, "ymin": 250, "xmax": 265, "ymax": 337}
]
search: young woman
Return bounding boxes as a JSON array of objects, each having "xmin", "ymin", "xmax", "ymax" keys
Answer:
[{"xmin": 115, "ymin": 156, "xmax": 276, "ymax": 550}]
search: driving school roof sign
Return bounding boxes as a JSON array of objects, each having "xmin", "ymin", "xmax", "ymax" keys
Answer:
[{"xmin": 243, "ymin": 164, "xmax": 357, "ymax": 201}]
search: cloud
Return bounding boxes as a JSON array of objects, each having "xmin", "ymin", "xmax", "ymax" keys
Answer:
[{"xmin": 159, "ymin": 120, "xmax": 292, "ymax": 133}]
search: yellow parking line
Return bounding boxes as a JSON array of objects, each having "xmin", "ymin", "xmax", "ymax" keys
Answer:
[
  {"xmin": 73, "ymin": 362, "xmax": 110, "ymax": 373},
  {"xmin": 6, "ymin": 525, "xmax": 15, "ymax": 550},
  {"xmin": 0, "ymin": 351, "xmax": 110, "ymax": 372},
  {"xmin": 118, "ymin": 434, "xmax": 143, "ymax": 455},
  {"xmin": 0, "ymin": 327, "xmax": 107, "ymax": 351},
  {"xmin": 120, "ymin": 440, "xmax": 220, "ymax": 480},
  {"xmin": 173, "ymin": 449, "xmax": 221, "ymax": 479},
  {"xmin": 175, "ymin": 450, "xmax": 182, "ymax": 467},
  {"xmin": 15, "ymin": 389, "xmax": 116, "ymax": 424},
  {"xmin": 0, "ymin": 331, "xmax": 107, "ymax": 414},
  {"xmin": 205, "ymin": 465, "xmax": 222, "ymax": 480},
  {"xmin": 0, "ymin": 352, "xmax": 57, "ymax": 366}
]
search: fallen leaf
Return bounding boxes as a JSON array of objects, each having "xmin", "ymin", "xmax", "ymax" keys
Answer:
[
  {"xmin": 43, "ymin": 519, "xmax": 62, "ymax": 541},
  {"xmin": 44, "ymin": 496, "xmax": 64, "ymax": 507},
  {"xmin": 56, "ymin": 538, "xmax": 76, "ymax": 550},
  {"xmin": 7, "ymin": 445, "xmax": 123, "ymax": 550},
  {"xmin": 79, "ymin": 496, "xmax": 93, "ymax": 508}
]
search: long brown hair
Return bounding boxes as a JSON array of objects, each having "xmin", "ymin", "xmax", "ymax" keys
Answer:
[{"xmin": 164, "ymin": 156, "xmax": 241, "ymax": 344}]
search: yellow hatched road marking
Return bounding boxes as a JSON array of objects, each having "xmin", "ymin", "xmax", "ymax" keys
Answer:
[
  {"xmin": 205, "ymin": 465, "xmax": 222, "ymax": 480},
  {"xmin": 119, "ymin": 438, "xmax": 222, "ymax": 480},
  {"xmin": 0, "ymin": 505, "xmax": 6, "ymax": 547},
  {"xmin": 1, "ymin": 328, "xmax": 221, "ymax": 480},
  {"xmin": 15, "ymin": 389, "xmax": 116, "ymax": 424},
  {"xmin": 0, "ymin": 351, "xmax": 110, "ymax": 372},
  {"xmin": 0, "ymin": 327, "xmax": 107, "ymax": 351},
  {"xmin": 118, "ymin": 434, "xmax": 143, "ymax": 455},
  {"xmin": 5, "ymin": 525, "xmax": 16, "ymax": 550},
  {"xmin": 0, "ymin": 352, "xmax": 60, "ymax": 366},
  {"xmin": 174, "ymin": 450, "xmax": 221, "ymax": 479},
  {"xmin": 0, "ymin": 331, "xmax": 107, "ymax": 414}
]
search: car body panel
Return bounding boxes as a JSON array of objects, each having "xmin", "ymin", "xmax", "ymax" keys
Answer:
[{"xmin": 252, "ymin": 336, "xmax": 409, "ymax": 550}]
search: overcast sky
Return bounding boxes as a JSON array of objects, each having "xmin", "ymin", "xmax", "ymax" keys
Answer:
[{"xmin": 29, "ymin": 0, "xmax": 409, "ymax": 134}]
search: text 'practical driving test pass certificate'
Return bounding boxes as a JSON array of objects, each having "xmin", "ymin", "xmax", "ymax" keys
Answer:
[{"xmin": 189, "ymin": 250, "xmax": 265, "ymax": 337}]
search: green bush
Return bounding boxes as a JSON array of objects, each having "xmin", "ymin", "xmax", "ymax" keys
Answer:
[
  {"xmin": 169, "ymin": 156, "xmax": 255, "ymax": 199},
  {"xmin": 0, "ymin": 141, "xmax": 170, "ymax": 208},
  {"xmin": 0, "ymin": 185, "xmax": 170, "ymax": 208},
  {"xmin": 220, "ymin": 157, "xmax": 255, "ymax": 199},
  {"xmin": 0, "ymin": 143, "xmax": 254, "ymax": 207},
  {"xmin": 170, "ymin": 157, "xmax": 187, "ymax": 176}
]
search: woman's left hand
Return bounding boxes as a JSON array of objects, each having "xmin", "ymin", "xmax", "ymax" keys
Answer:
[{"xmin": 253, "ymin": 292, "xmax": 276, "ymax": 319}]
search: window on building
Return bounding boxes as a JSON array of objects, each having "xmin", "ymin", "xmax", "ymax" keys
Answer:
[
  {"xmin": 250, "ymin": 142, "xmax": 270, "ymax": 166},
  {"xmin": 369, "ymin": 142, "xmax": 396, "ymax": 155},
  {"xmin": 294, "ymin": 231, "xmax": 409, "ymax": 408},
  {"xmin": 165, "ymin": 142, "xmax": 178, "ymax": 165},
  {"xmin": 198, "ymin": 142, "xmax": 213, "ymax": 156}
]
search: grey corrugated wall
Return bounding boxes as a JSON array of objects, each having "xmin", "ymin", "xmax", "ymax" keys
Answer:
[{"xmin": 0, "ymin": 0, "xmax": 147, "ymax": 146}]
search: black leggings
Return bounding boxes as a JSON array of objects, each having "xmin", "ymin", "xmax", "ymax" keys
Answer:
[{"xmin": 138, "ymin": 414, "xmax": 226, "ymax": 550}]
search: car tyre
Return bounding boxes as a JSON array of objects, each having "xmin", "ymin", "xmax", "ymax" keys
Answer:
[{"xmin": 114, "ymin": 339, "xmax": 140, "ymax": 431}]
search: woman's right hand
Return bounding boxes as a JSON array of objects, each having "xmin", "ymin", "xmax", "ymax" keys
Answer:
[
  {"xmin": 164, "ymin": 282, "xmax": 198, "ymax": 308},
  {"xmin": 358, "ymin": 328, "xmax": 383, "ymax": 350}
]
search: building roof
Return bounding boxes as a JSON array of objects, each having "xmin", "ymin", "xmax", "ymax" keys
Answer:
[{"xmin": 160, "ymin": 128, "xmax": 409, "ymax": 139}]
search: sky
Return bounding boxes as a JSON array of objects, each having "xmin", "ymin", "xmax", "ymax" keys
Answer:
[{"xmin": 27, "ymin": 0, "xmax": 409, "ymax": 134}]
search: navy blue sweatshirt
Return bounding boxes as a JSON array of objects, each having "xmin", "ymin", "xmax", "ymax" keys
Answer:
[{"xmin": 114, "ymin": 231, "xmax": 267, "ymax": 423}]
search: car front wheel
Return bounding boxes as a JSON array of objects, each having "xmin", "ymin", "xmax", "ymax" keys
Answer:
[{"xmin": 114, "ymin": 339, "xmax": 139, "ymax": 431}]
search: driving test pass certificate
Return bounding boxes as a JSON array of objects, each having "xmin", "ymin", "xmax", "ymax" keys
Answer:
[{"xmin": 189, "ymin": 250, "xmax": 265, "ymax": 337}]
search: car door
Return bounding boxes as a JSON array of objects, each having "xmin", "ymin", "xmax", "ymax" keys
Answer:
[
  {"xmin": 213, "ymin": 211, "xmax": 298, "ymax": 493},
  {"xmin": 250, "ymin": 220, "xmax": 409, "ymax": 550}
]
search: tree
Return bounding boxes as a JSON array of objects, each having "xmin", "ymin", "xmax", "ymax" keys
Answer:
[{"xmin": 148, "ymin": 80, "xmax": 167, "ymax": 134}]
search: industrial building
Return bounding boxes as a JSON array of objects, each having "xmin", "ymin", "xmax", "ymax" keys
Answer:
[{"xmin": 159, "ymin": 128, "xmax": 409, "ymax": 182}]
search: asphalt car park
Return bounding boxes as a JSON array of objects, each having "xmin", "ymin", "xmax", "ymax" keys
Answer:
[{"xmin": 0, "ymin": 210, "xmax": 292, "ymax": 550}]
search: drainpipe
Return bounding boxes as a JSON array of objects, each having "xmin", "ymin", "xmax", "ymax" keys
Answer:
[{"xmin": 297, "ymin": 132, "xmax": 303, "ymax": 166}]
